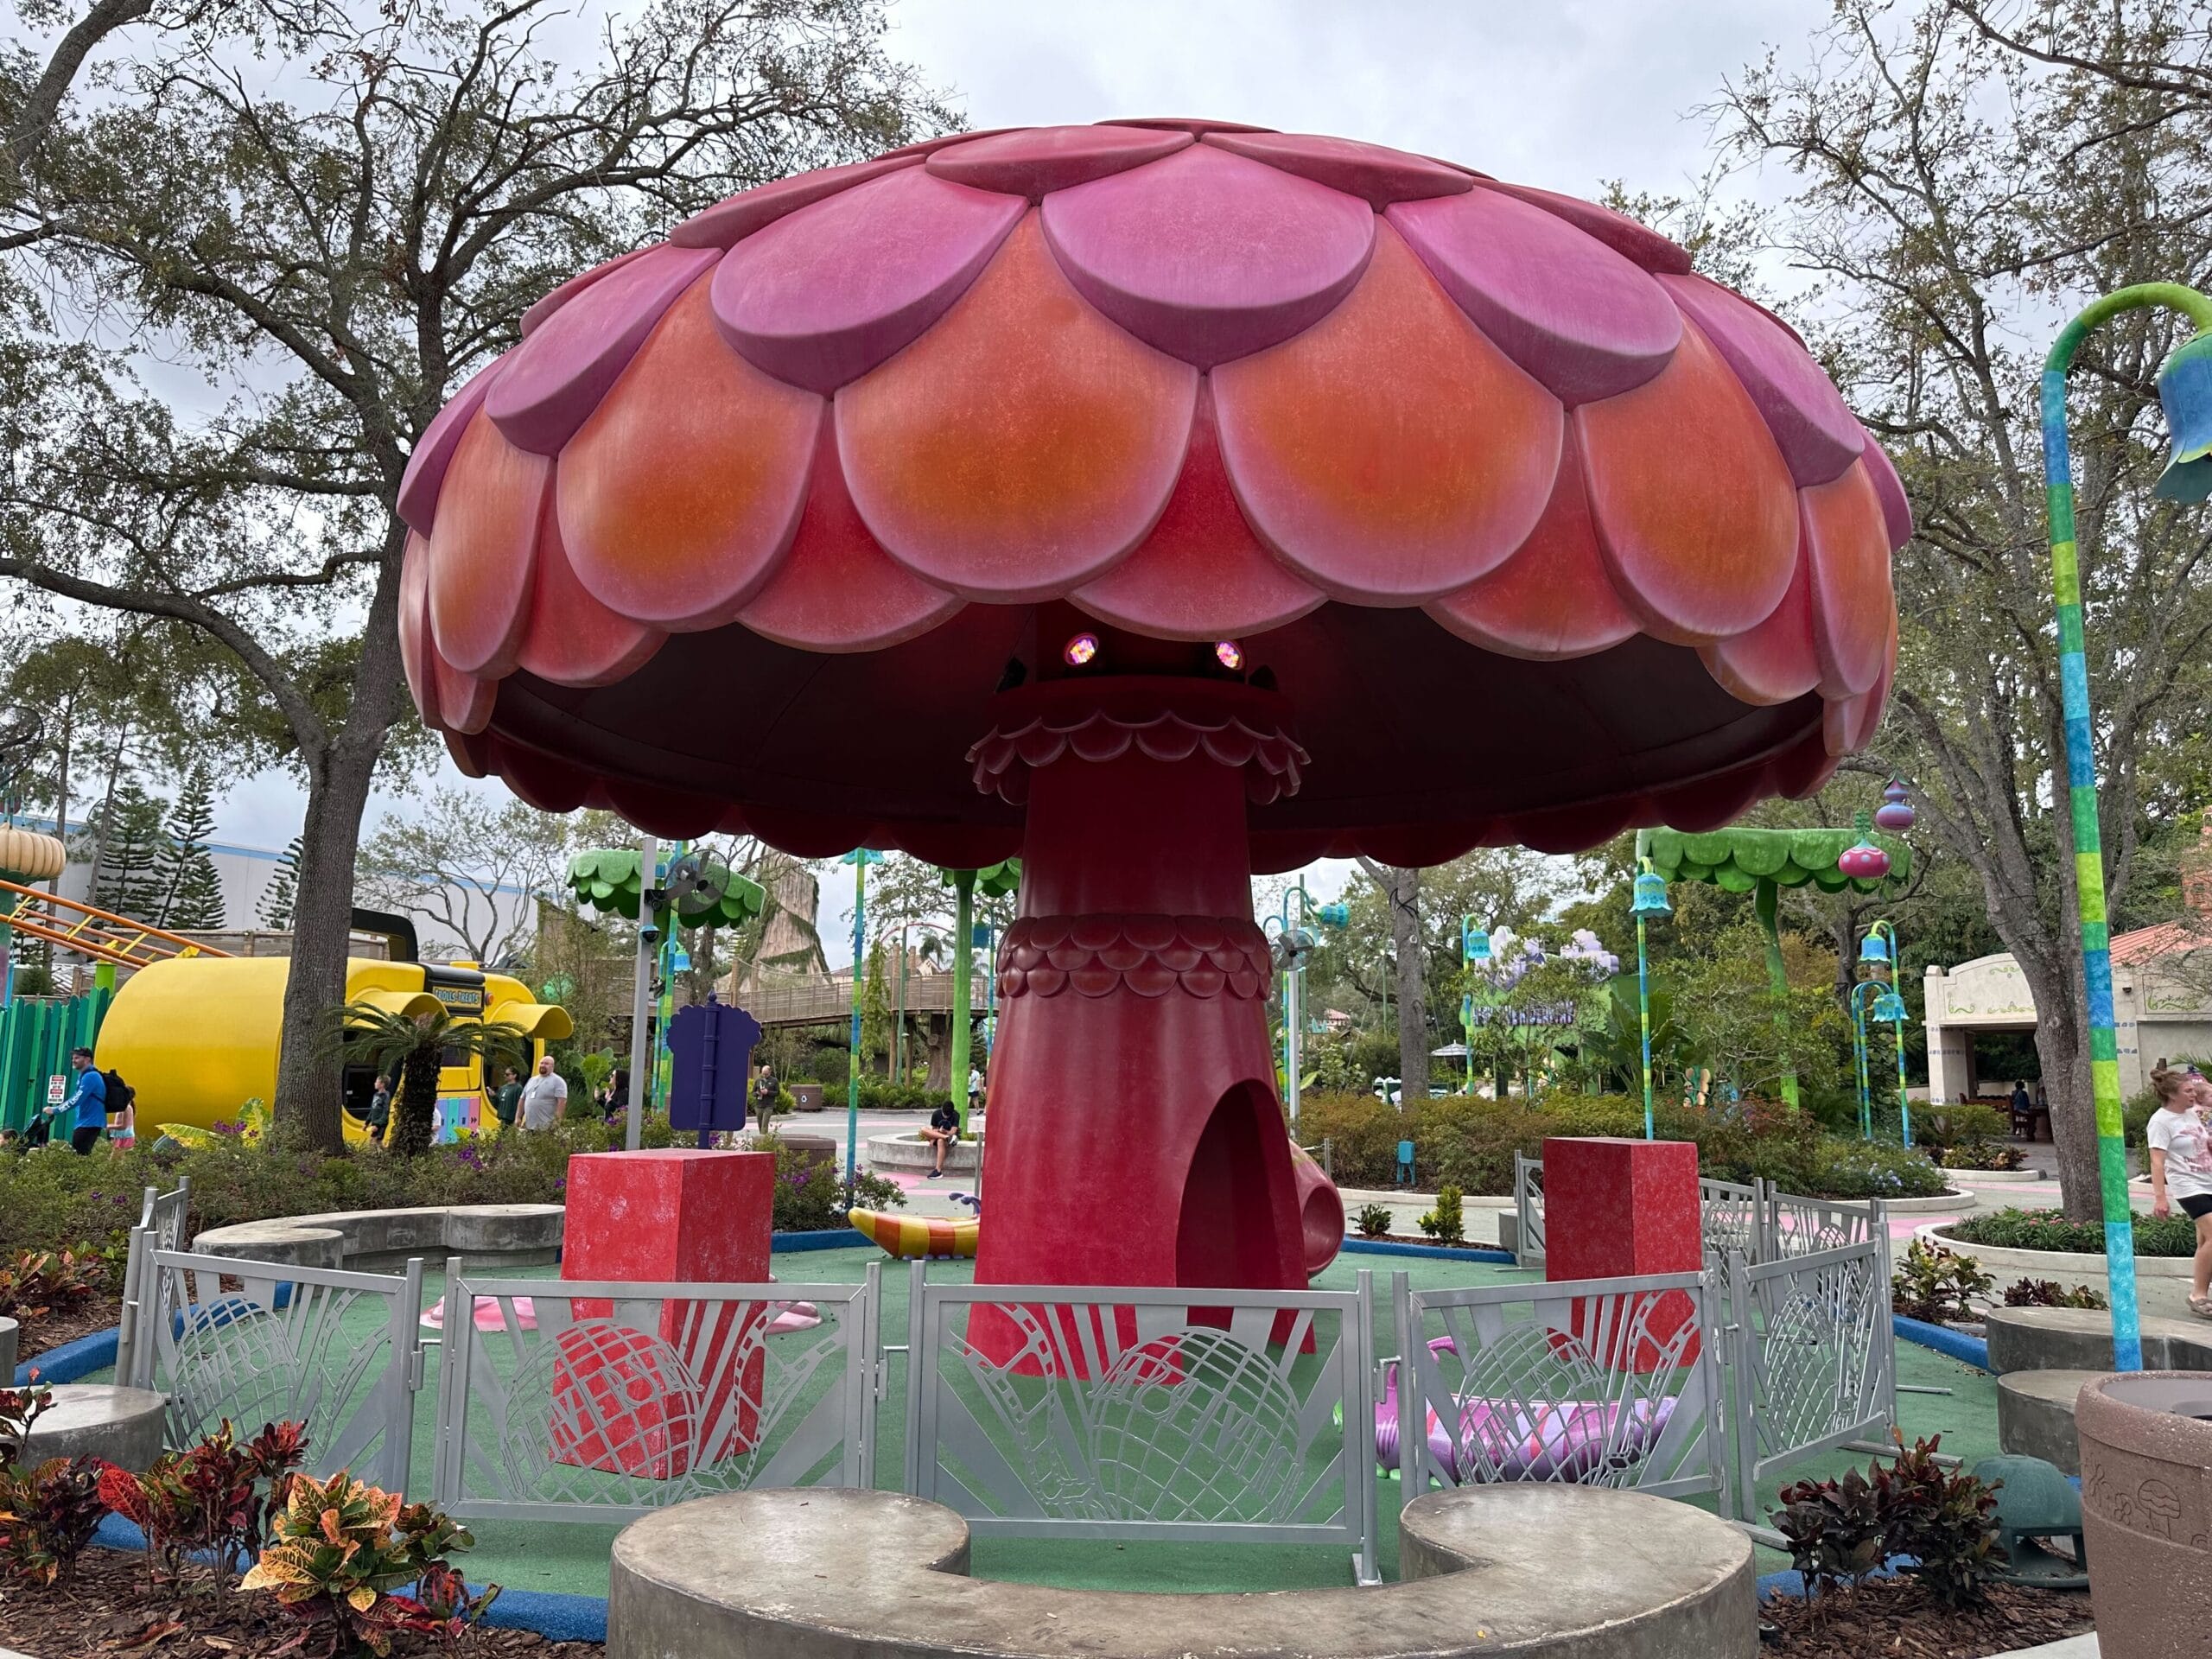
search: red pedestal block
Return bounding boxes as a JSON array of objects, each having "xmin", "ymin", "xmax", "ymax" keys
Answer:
[
  {"xmin": 1541, "ymin": 1136, "xmax": 1702, "ymax": 1371},
  {"xmin": 553, "ymin": 1149, "xmax": 774, "ymax": 1478}
]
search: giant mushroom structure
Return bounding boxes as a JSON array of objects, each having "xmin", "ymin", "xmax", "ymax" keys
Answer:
[{"xmin": 399, "ymin": 120, "xmax": 1909, "ymax": 1328}]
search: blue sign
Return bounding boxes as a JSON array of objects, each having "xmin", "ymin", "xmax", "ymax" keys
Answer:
[{"xmin": 667, "ymin": 998, "xmax": 763, "ymax": 1144}]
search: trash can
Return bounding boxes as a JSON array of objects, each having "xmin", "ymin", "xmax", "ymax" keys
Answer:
[
  {"xmin": 776, "ymin": 1133, "xmax": 839, "ymax": 1179},
  {"xmin": 790, "ymin": 1084, "xmax": 825, "ymax": 1113},
  {"xmin": 2077, "ymin": 1370, "xmax": 2212, "ymax": 1657}
]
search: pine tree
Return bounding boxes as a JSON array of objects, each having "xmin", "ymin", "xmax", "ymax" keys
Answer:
[
  {"xmin": 258, "ymin": 834, "xmax": 303, "ymax": 929},
  {"xmin": 157, "ymin": 768, "xmax": 226, "ymax": 930},
  {"xmin": 91, "ymin": 782, "xmax": 169, "ymax": 923}
]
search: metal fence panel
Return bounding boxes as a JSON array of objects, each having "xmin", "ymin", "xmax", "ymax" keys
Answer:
[
  {"xmin": 116, "ymin": 1179, "xmax": 190, "ymax": 1388},
  {"xmin": 141, "ymin": 1249, "xmax": 422, "ymax": 1495},
  {"xmin": 1699, "ymin": 1178, "xmax": 1760, "ymax": 1268},
  {"xmin": 1389, "ymin": 1269, "xmax": 1728, "ymax": 1512},
  {"xmin": 1513, "ymin": 1153, "xmax": 1545, "ymax": 1262},
  {"xmin": 432, "ymin": 1263, "xmax": 879, "ymax": 1523},
  {"xmin": 1764, "ymin": 1190, "xmax": 1885, "ymax": 1260},
  {"xmin": 907, "ymin": 1271, "xmax": 1380, "ymax": 1580},
  {"xmin": 1726, "ymin": 1240, "xmax": 1895, "ymax": 1508}
]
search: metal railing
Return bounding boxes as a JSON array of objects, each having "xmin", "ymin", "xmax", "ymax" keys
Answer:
[
  {"xmin": 1698, "ymin": 1177, "xmax": 1760, "ymax": 1268},
  {"xmin": 1388, "ymin": 1269, "xmax": 1729, "ymax": 1511},
  {"xmin": 115, "ymin": 1178, "xmax": 190, "ymax": 1387},
  {"xmin": 904, "ymin": 1265, "xmax": 1382, "ymax": 1586},
  {"xmin": 1512, "ymin": 1152, "xmax": 1545, "ymax": 1262},
  {"xmin": 130, "ymin": 1248, "xmax": 423, "ymax": 1495},
  {"xmin": 1763, "ymin": 1189, "xmax": 1886, "ymax": 1261},
  {"xmin": 432, "ymin": 1263, "xmax": 880, "ymax": 1523}
]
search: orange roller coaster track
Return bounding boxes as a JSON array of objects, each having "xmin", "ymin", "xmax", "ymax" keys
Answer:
[{"xmin": 0, "ymin": 878, "xmax": 234, "ymax": 969}]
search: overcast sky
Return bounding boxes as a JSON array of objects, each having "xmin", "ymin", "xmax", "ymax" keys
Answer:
[{"xmin": 207, "ymin": 0, "xmax": 1839, "ymax": 954}]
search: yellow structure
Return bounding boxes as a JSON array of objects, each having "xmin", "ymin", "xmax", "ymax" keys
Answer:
[{"xmin": 96, "ymin": 956, "xmax": 571, "ymax": 1143}]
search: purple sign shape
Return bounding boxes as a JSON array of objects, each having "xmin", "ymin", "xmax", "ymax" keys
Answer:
[{"xmin": 667, "ymin": 997, "xmax": 764, "ymax": 1146}]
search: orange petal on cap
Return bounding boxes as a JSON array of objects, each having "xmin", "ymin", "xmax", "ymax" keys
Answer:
[
  {"xmin": 1803, "ymin": 461, "xmax": 1893, "ymax": 698},
  {"xmin": 836, "ymin": 213, "xmax": 1197, "ymax": 601},
  {"xmin": 1213, "ymin": 221, "xmax": 1562, "ymax": 604},
  {"xmin": 740, "ymin": 410, "xmax": 965, "ymax": 652},
  {"xmin": 1576, "ymin": 317, "xmax": 1798, "ymax": 645},
  {"xmin": 398, "ymin": 532, "xmax": 439, "ymax": 727},
  {"xmin": 556, "ymin": 278, "xmax": 822, "ymax": 630},
  {"xmin": 515, "ymin": 501, "xmax": 664, "ymax": 687},
  {"xmin": 1423, "ymin": 422, "xmax": 1637, "ymax": 659},
  {"xmin": 425, "ymin": 410, "xmax": 549, "ymax": 677},
  {"xmin": 431, "ymin": 652, "xmax": 493, "ymax": 735},
  {"xmin": 1824, "ymin": 611, "xmax": 1897, "ymax": 755},
  {"xmin": 1072, "ymin": 380, "xmax": 1322, "ymax": 639},
  {"xmin": 1698, "ymin": 547, "xmax": 1819, "ymax": 706}
]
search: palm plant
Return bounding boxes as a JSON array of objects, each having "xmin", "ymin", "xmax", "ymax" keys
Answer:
[{"xmin": 333, "ymin": 1001, "xmax": 528, "ymax": 1157}]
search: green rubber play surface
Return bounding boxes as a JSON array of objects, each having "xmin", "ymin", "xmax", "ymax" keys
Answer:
[{"xmin": 86, "ymin": 1245, "xmax": 2002, "ymax": 1597}]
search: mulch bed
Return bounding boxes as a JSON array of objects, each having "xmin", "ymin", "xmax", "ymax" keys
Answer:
[
  {"xmin": 15, "ymin": 1293, "xmax": 123, "ymax": 1365},
  {"xmin": 0, "ymin": 1549, "xmax": 602, "ymax": 1657},
  {"xmin": 1761, "ymin": 1574, "xmax": 2094, "ymax": 1658}
]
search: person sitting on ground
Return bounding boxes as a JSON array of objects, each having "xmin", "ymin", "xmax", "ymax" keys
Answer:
[
  {"xmin": 491, "ymin": 1065, "xmax": 524, "ymax": 1131},
  {"xmin": 56, "ymin": 1048, "xmax": 106, "ymax": 1155},
  {"xmin": 920, "ymin": 1097, "xmax": 960, "ymax": 1178},
  {"xmin": 518, "ymin": 1055, "xmax": 569, "ymax": 1130},
  {"xmin": 2148, "ymin": 1066, "xmax": 2212, "ymax": 1319}
]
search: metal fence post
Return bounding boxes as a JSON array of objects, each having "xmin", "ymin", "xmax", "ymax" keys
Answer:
[
  {"xmin": 1352, "ymin": 1268, "xmax": 1379, "ymax": 1586},
  {"xmin": 902, "ymin": 1260, "xmax": 927, "ymax": 1498},
  {"xmin": 855, "ymin": 1260, "xmax": 882, "ymax": 1489}
]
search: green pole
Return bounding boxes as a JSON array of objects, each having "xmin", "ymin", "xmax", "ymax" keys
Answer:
[
  {"xmin": 1753, "ymin": 878, "xmax": 1800, "ymax": 1109},
  {"xmin": 1869, "ymin": 918, "xmax": 1910, "ymax": 1147},
  {"xmin": 950, "ymin": 869, "xmax": 975, "ymax": 1136},
  {"xmin": 1636, "ymin": 830, "xmax": 1656, "ymax": 1142},
  {"xmin": 2040, "ymin": 283, "xmax": 2212, "ymax": 1370},
  {"xmin": 1851, "ymin": 981, "xmax": 1874, "ymax": 1141},
  {"xmin": 652, "ymin": 840, "xmax": 683, "ymax": 1116}
]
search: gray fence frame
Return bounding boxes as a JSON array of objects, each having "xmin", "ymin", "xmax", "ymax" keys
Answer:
[
  {"xmin": 1513, "ymin": 1152, "xmax": 1544, "ymax": 1261},
  {"xmin": 431, "ymin": 1262, "xmax": 881, "ymax": 1524},
  {"xmin": 1389, "ymin": 1268, "xmax": 1731, "ymax": 1512},
  {"xmin": 130, "ymin": 1247, "xmax": 423, "ymax": 1495},
  {"xmin": 115, "ymin": 1178, "xmax": 190, "ymax": 1388},
  {"xmin": 903, "ymin": 1264, "xmax": 1382, "ymax": 1586}
]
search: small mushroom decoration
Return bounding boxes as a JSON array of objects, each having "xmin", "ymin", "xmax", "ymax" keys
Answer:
[
  {"xmin": 1873, "ymin": 779, "xmax": 1915, "ymax": 833},
  {"xmin": 1837, "ymin": 810, "xmax": 1892, "ymax": 881}
]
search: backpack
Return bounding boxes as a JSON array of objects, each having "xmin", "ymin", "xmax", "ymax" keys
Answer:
[{"xmin": 101, "ymin": 1070, "xmax": 134, "ymax": 1117}]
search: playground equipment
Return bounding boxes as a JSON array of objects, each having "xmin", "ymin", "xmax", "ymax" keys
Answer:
[
  {"xmin": 846, "ymin": 1207, "xmax": 978, "ymax": 1261},
  {"xmin": 399, "ymin": 119, "xmax": 1907, "ymax": 1323},
  {"xmin": 1373, "ymin": 1336, "xmax": 1678, "ymax": 1483},
  {"xmin": 95, "ymin": 954, "xmax": 571, "ymax": 1144}
]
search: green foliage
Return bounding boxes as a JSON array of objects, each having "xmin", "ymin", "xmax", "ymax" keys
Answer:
[
  {"xmin": 760, "ymin": 1136, "xmax": 904, "ymax": 1232},
  {"xmin": 334, "ymin": 1002, "xmax": 529, "ymax": 1158},
  {"xmin": 242, "ymin": 1470, "xmax": 495, "ymax": 1657},
  {"xmin": 1645, "ymin": 825, "xmax": 1910, "ymax": 894},
  {"xmin": 1914, "ymin": 1105, "xmax": 2009, "ymax": 1154},
  {"xmin": 1775, "ymin": 1465, "xmax": 1886, "ymax": 1601},
  {"xmin": 1875, "ymin": 1434, "xmax": 2002, "ymax": 1610},
  {"xmin": 564, "ymin": 846, "xmax": 765, "ymax": 928},
  {"xmin": 1354, "ymin": 1203, "xmax": 1393, "ymax": 1239},
  {"xmin": 1941, "ymin": 1141, "xmax": 2024, "ymax": 1172},
  {"xmin": 1416, "ymin": 1184, "xmax": 1465, "ymax": 1246},
  {"xmin": 84, "ymin": 779, "xmax": 170, "ymax": 923},
  {"xmin": 0, "ymin": 1453, "xmax": 104, "ymax": 1587},
  {"xmin": 1950, "ymin": 1207, "xmax": 2205, "ymax": 1256},
  {"xmin": 99, "ymin": 1418, "xmax": 307, "ymax": 1587},
  {"xmin": 257, "ymin": 834, "xmax": 302, "ymax": 930},
  {"xmin": 0, "ymin": 1248, "xmax": 106, "ymax": 1322},
  {"xmin": 2001, "ymin": 1277, "xmax": 2107, "ymax": 1310},
  {"xmin": 156, "ymin": 766, "xmax": 226, "ymax": 931},
  {"xmin": 1890, "ymin": 1238, "xmax": 1994, "ymax": 1324}
]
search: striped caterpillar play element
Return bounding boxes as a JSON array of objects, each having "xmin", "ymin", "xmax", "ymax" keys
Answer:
[{"xmin": 848, "ymin": 1209, "xmax": 978, "ymax": 1260}]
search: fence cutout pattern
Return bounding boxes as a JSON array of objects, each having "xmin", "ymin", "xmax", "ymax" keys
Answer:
[
  {"xmin": 1726, "ymin": 1240, "xmax": 1896, "ymax": 1503},
  {"xmin": 116, "ymin": 1179, "xmax": 190, "ymax": 1387}
]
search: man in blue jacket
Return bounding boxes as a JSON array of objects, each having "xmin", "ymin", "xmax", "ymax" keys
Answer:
[{"xmin": 57, "ymin": 1048, "xmax": 106, "ymax": 1154}]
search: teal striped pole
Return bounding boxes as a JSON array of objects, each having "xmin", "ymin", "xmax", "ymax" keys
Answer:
[{"xmin": 2042, "ymin": 282, "xmax": 2212, "ymax": 1372}]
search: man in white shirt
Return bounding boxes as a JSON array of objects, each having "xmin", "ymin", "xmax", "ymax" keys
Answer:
[{"xmin": 518, "ymin": 1056, "xmax": 569, "ymax": 1131}]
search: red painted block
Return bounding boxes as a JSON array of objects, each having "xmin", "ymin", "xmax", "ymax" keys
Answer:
[
  {"xmin": 1541, "ymin": 1136, "xmax": 1702, "ymax": 1371},
  {"xmin": 553, "ymin": 1149, "xmax": 774, "ymax": 1478}
]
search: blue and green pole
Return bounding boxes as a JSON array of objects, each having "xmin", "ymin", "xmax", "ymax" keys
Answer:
[
  {"xmin": 2041, "ymin": 282, "xmax": 2212, "ymax": 1371},
  {"xmin": 842, "ymin": 849, "xmax": 882, "ymax": 1196},
  {"xmin": 1630, "ymin": 830, "xmax": 1669, "ymax": 1141},
  {"xmin": 1866, "ymin": 918, "xmax": 1910, "ymax": 1147},
  {"xmin": 1850, "ymin": 979, "xmax": 1879, "ymax": 1141}
]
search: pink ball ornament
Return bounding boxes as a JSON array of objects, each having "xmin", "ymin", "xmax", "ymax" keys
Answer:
[{"xmin": 1838, "ymin": 839, "xmax": 1891, "ymax": 880}]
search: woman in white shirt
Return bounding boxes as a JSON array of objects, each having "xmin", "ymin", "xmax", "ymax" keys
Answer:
[{"xmin": 2146, "ymin": 1067, "xmax": 2212, "ymax": 1317}]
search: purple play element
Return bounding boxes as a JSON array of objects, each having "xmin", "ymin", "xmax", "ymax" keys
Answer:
[
  {"xmin": 1389, "ymin": 190, "xmax": 1681, "ymax": 406},
  {"xmin": 1374, "ymin": 1337, "xmax": 1680, "ymax": 1483},
  {"xmin": 486, "ymin": 245, "xmax": 719, "ymax": 456},
  {"xmin": 667, "ymin": 998, "xmax": 763, "ymax": 1146},
  {"xmin": 671, "ymin": 154, "xmax": 921, "ymax": 249},
  {"xmin": 397, "ymin": 358, "xmax": 503, "ymax": 536},
  {"xmin": 1040, "ymin": 143, "xmax": 1376, "ymax": 368},
  {"xmin": 521, "ymin": 246, "xmax": 652, "ymax": 338},
  {"xmin": 1859, "ymin": 429, "xmax": 1914, "ymax": 552},
  {"xmin": 710, "ymin": 168, "xmax": 1026, "ymax": 395},
  {"xmin": 1475, "ymin": 181, "xmax": 1694, "ymax": 276},
  {"xmin": 1660, "ymin": 273, "xmax": 1865, "ymax": 486},
  {"xmin": 925, "ymin": 123, "xmax": 1192, "ymax": 198},
  {"xmin": 1202, "ymin": 130, "xmax": 1471, "ymax": 207}
]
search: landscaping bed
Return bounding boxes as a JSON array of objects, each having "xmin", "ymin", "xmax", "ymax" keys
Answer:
[
  {"xmin": 0, "ymin": 1548, "xmax": 603, "ymax": 1658},
  {"xmin": 1760, "ymin": 1574, "xmax": 2092, "ymax": 1659},
  {"xmin": 14, "ymin": 1293, "xmax": 121, "ymax": 1366}
]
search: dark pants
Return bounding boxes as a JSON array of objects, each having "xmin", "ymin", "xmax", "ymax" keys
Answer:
[{"xmin": 70, "ymin": 1125, "xmax": 100, "ymax": 1155}]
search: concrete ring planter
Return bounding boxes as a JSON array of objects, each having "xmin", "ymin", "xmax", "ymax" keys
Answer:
[
  {"xmin": 1945, "ymin": 1167, "xmax": 2053, "ymax": 1184},
  {"xmin": 2077, "ymin": 1370, "xmax": 2212, "ymax": 1656},
  {"xmin": 1878, "ymin": 1190, "xmax": 1977, "ymax": 1215},
  {"xmin": 1918, "ymin": 1221, "xmax": 2202, "ymax": 1320},
  {"xmin": 867, "ymin": 1132, "xmax": 983, "ymax": 1176},
  {"xmin": 193, "ymin": 1203, "xmax": 564, "ymax": 1270},
  {"xmin": 22, "ymin": 1385, "xmax": 167, "ymax": 1472},
  {"xmin": 607, "ymin": 1484, "xmax": 1754, "ymax": 1659}
]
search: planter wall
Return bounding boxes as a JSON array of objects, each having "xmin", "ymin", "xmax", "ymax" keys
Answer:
[{"xmin": 1919, "ymin": 1223, "xmax": 2200, "ymax": 1321}]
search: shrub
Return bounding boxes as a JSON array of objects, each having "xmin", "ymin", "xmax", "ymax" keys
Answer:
[
  {"xmin": 1948, "ymin": 1207, "xmax": 2202, "ymax": 1256},
  {"xmin": 1942, "ymin": 1141, "xmax": 2024, "ymax": 1172},
  {"xmin": 1914, "ymin": 1105, "xmax": 2009, "ymax": 1154},
  {"xmin": 1354, "ymin": 1203, "xmax": 1393, "ymax": 1239},
  {"xmin": 0, "ymin": 1385, "xmax": 49, "ymax": 1465},
  {"xmin": 0, "ymin": 1249, "xmax": 109, "ymax": 1320},
  {"xmin": 757, "ymin": 1138, "xmax": 905, "ymax": 1232},
  {"xmin": 1874, "ymin": 1433, "xmax": 2002, "ymax": 1609},
  {"xmin": 242, "ymin": 1472, "xmax": 496, "ymax": 1658},
  {"xmin": 99, "ymin": 1418, "xmax": 308, "ymax": 1595},
  {"xmin": 2001, "ymin": 1277, "xmax": 2107, "ymax": 1310},
  {"xmin": 0, "ymin": 1453, "xmax": 104, "ymax": 1586},
  {"xmin": 1891, "ymin": 1238, "xmax": 1994, "ymax": 1324},
  {"xmin": 1774, "ymin": 1465, "xmax": 1886, "ymax": 1603},
  {"xmin": 1417, "ymin": 1184, "xmax": 1465, "ymax": 1246}
]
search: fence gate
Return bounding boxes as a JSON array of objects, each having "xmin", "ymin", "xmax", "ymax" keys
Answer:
[
  {"xmin": 1512, "ymin": 1153, "xmax": 1544, "ymax": 1261},
  {"xmin": 1389, "ymin": 1270, "xmax": 1729, "ymax": 1512},
  {"xmin": 432, "ymin": 1264, "xmax": 880, "ymax": 1522},
  {"xmin": 1698, "ymin": 1178, "xmax": 1759, "ymax": 1268},
  {"xmin": 1763, "ymin": 1191, "xmax": 1885, "ymax": 1261},
  {"xmin": 115, "ymin": 1179, "xmax": 191, "ymax": 1387},
  {"xmin": 905, "ymin": 1267, "xmax": 1380, "ymax": 1586},
  {"xmin": 131, "ymin": 1249, "xmax": 423, "ymax": 1495},
  {"xmin": 1724, "ymin": 1238, "xmax": 1895, "ymax": 1512}
]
